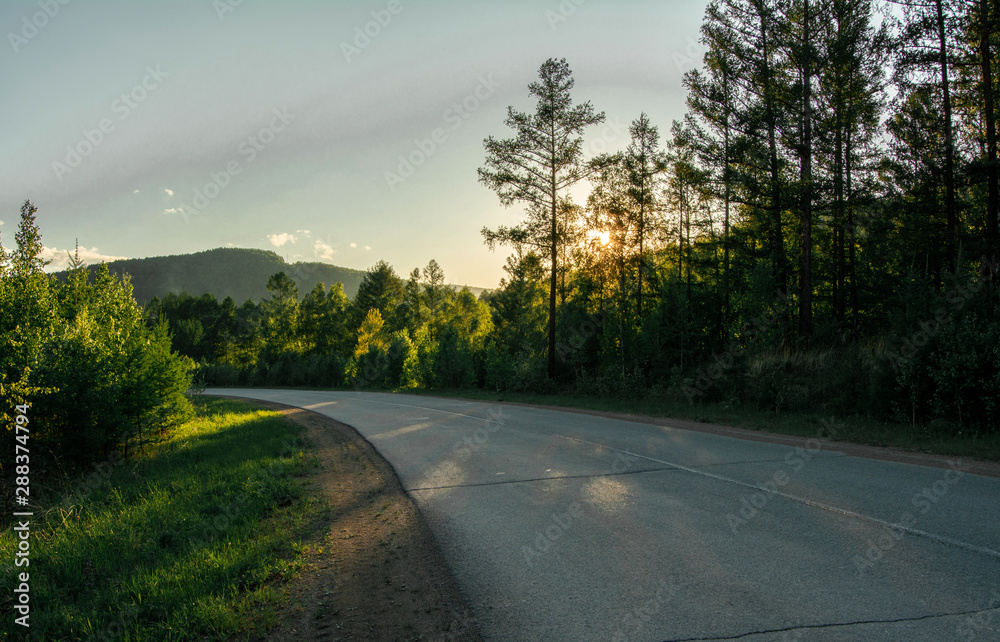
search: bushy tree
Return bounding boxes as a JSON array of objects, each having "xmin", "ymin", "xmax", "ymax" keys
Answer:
[
  {"xmin": 353, "ymin": 260, "xmax": 404, "ymax": 333},
  {"xmin": 1, "ymin": 202, "xmax": 193, "ymax": 482}
]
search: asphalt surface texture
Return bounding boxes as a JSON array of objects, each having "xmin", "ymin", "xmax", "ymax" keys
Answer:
[{"xmin": 205, "ymin": 389, "xmax": 1000, "ymax": 641}]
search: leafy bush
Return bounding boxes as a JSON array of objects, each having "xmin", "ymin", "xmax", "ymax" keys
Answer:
[{"xmin": 1, "ymin": 202, "xmax": 193, "ymax": 481}]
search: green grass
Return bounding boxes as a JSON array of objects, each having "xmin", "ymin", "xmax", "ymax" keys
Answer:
[
  {"xmin": 402, "ymin": 387, "xmax": 1000, "ymax": 463},
  {"xmin": 0, "ymin": 397, "xmax": 327, "ymax": 641}
]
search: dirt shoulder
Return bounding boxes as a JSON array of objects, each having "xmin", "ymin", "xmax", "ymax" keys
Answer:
[{"xmin": 235, "ymin": 398, "xmax": 481, "ymax": 642}]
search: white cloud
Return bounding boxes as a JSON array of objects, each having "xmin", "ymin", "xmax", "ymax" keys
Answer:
[
  {"xmin": 296, "ymin": 229, "xmax": 312, "ymax": 236},
  {"xmin": 314, "ymin": 240, "xmax": 337, "ymax": 261},
  {"xmin": 164, "ymin": 208, "xmax": 182, "ymax": 214},
  {"xmin": 41, "ymin": 245, "xmax": 128, "ymax": 272},
  {"xmin": 133, "ymin": 189, "xmax": 140, "ymax": 194},
  {"xmin": 224, "ymin": 242, "xmax": 236, "ymax": 247},
  {"xmin": 350, "ymin": 242, "xmax": 357, "ymax": 248},
  {"xmin": 0, "ymin": 220, "xmax": 4, "ymax": 227},
  {"xmin": 164, "ymin": 188, "xmax": 174, "ymax": 197},
  {"xmin": 267, "ymin": 232, "xmax": 298, "ymax": 247},
  {"xmin": 364, "ymin": 245, "xmax": 372, "ymax": 251}
]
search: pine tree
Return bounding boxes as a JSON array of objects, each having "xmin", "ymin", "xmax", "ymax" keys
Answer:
[
  {"xmin": 700, "ymin": 0, "xmax": 794, "ymax": 337},
  {"xmin": 894, "ymin": 0, "xmax": 962, "ymax": 267},
  {"xmin": 262, "ymin": 272, "xmax": 298, "ymax": 353},
  {"xmin": 624, "ymin": 113, "xmax": 668, "ymax": 320},
  {"xmin": 479, "ymin": 58, "xmax": 605, "ymax": 378},
  {"xmin": 14, "ymin": 200, "xmax": 48, "ymax": 275},
  {"xmin": 423, "ymin": 259, "xmax": 448, "ymax": 336},
  {"xmin": 353, "ymin": 260, "xmax": 404, "ymax": 332},
  {"xmin": 403, "ymin": 268, "xmax": 425, "ymax": 335},
  {"xmin": 816, "ymin": 0, "xmax": 887, "ymax": 331}
]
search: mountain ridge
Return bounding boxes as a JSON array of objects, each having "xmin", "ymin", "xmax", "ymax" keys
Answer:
[{"xmin": 56, "ymin": 247, "xmax": 485, "ymax": 305}]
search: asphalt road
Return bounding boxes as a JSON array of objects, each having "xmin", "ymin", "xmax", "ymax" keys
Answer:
[{"xmin": 205, "ymin": 389, "xmax": 1000, "ymax": 641}]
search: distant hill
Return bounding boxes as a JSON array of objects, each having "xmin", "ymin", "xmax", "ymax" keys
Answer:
[
  {"xmin": 61, "ymin": 248, "xmax": 368, "ymax": 305},
  {"xmin": 60, "ymin": 247, "xmax": 485, "ymax": 305}
]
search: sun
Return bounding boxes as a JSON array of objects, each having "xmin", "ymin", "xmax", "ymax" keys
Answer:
[{"xmin": 587, "ymin": 229, "xmax": 610, "ymax": 246}]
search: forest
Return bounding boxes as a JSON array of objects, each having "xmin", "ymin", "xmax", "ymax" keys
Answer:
[
  {"xmin": 158, "ymin": 0, "xmax": 999, "ymax": 434},
  {"xmin": 3, "ymin": 0, "xmax": 999, "ymax": 486}
]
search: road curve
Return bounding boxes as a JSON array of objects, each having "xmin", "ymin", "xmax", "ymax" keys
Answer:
[{"xmin": 205, "ymin": 389, "xmax": 1000, "ymax": 641}]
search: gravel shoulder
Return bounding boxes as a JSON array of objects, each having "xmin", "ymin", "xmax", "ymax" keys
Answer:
[{"xmin": 232, "ymin": 398, "xmax": 481, "ymax": 642}]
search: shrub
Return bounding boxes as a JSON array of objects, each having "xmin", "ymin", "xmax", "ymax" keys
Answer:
[{"xmin": 1, "ymin": 203, "xmax": 193, "ymax": 479}]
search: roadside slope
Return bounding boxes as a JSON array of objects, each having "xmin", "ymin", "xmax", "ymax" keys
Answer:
[{"xmin": 236, "ymin": 398, "xmax": 481, "ymax": 641}]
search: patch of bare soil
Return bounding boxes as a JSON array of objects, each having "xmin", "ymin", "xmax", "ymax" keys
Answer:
[{"xmin": 237, "ymin": 399, "xmax": 481, "ymax": 642}]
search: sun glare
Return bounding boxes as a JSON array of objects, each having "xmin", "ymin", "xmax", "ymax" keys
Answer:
[{"xmin": 588, "ymin": 229, "xmax": 610, "ymax": 246}]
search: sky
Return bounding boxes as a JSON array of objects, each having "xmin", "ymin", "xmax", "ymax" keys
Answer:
[{"xmin": 0, "ymin": 0, "xmax": 709, "ymax": 289}]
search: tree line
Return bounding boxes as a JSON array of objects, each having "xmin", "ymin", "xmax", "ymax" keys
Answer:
[
  {"xmin": 6, "ymin": 0, "xmax": 998, "ymax": 463},
  {"xmin": 178, "ymin": 0, "xmax": 998, "ymax": 432}
]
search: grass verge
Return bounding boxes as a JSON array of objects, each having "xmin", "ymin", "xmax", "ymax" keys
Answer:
[
  {"xmin": 2, "ymin": 397, "xmax": 322, "ymax": 640},
  {"xmin": 1, "ymin": 396, "xmax": 481, "ymax": 641}
]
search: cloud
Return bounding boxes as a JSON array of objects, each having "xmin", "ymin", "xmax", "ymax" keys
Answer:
[
  {"xmin": 350, "ymin": 242, "xmax": 357, "ymax": 248},
  {"xmin": 133, "ymin": 189, "xmax": 140, "ymax": 194},
  {"xmin": 0, "ymin": 220, "xmax": 4, "ymax": 227},
  {"xmin": 267, "ymin": 233, "xmax": 298, "ymax": 247},
  {"xmin": 164, "ymin": 188, "xmax": 174, "ymax": 197},
  {"xmin": 314, "ymin": 240, "xmax": 337, "ymax": 261},
  {"xmin": 296, "ymin": 229, "xmax": 312, "ymax": 236},
  {"xmin": 364, "ymin": 245, "xmax": 372, "ymax": 251},
  {"xmin": 41, "ymin": 245, "xmax": 128, "ymax": 272},
  {"xmin": 164, "ymin": 208, "xmax": 182, "ymax": 214}
]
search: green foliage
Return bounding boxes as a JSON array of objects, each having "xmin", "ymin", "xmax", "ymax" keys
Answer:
[
  {"xmin": 1, "ymin": 205, "xmax": 193, "ymax": 487},
  {"xmin": 147, "ymin": 34, "xmax": 1000, "ymax": 446},
  {"xmin": 891, "ymin": 268, "xmax": 1000, "ymax": 431},
  {"xmin": 353, "ymin": 260, "xmax": 405, "ymax": 333},
  {"xmin": 0, "ymin": 398, "xmax": 322, "ymax": 639}
]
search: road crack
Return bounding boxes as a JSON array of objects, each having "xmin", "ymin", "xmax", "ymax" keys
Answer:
[
  {"xmin": 663, "ymin": 605, "xmax": 1000, "ymax": 641},
  {"xmin": 406, "ymin": 466, "xmax": 678, "ymax": 492}
]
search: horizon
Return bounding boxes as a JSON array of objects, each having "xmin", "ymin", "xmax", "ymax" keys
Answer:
[
  {"xmin": 46, "ymin": 244, "xmax": 494, "ymax": 293},
  {"xmin": 1, "ymin": 0, "xmax": 707, "ymax": 290}
]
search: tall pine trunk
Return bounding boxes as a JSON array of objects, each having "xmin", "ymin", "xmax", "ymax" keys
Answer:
[
  {"xmin": 936, "ymin": 0, "xmax": 958, "ymax": 268},
  {"xmin": 847, "ymin": 122, "xmax": 859, "ymax": 335},
  {"xmin": 982, "ymin": 0, "xmax": 999, "ymax": 245},
  {"xmin": 548, "ymin": 159, "xmax": 558, "ymax": 379},
  {"xmin": 761, "ymin": 11, "xmax": 787, "ymax": 337},
  {"xmin": 798, "ymin": 0, "xmax": 814, "ymax": 337}
]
